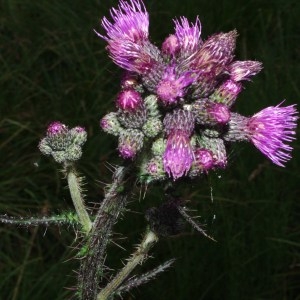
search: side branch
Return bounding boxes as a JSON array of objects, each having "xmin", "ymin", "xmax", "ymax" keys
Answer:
[
  {"xmin": 97, "ymin": 229, "xmax": 158, "ymax": 300},
  {"xmin": 66, "ymin": 165, "xmax": 92, "ymax": 233}
]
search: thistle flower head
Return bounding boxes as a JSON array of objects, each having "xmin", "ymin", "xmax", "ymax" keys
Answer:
[
  {"xmin": 174, "ymin": 16, "xmax": 202, "ymax": 56},
  {"xmin": 39, "ymin": 122, "xmax": 87, "ymax": 163},
  {"xmin": 228, "ymin": 60, "xmax": 263, "ymax": 82},
  {"xmin": 97, "ymin": 1, "xmax": 298, "ymax": 181},
  {"xmin": 100, "ymin": 0, "xmax": 149, "ymax": 43},
  {"xmin": 156, "ymin": 65, "xmax": 195, "ymax": 105},
  {"xmin": 97, "ymin": 0, "xmax": 161, "ymax": 74},
  {"xmin": 163, "ymin": 130, "xmax": 194, "ymax": 180},
  {"xmin": 190, "ymin": 30, "xmax": 237, "ymax": 76},
  {"xmin": 248, "ymin": 103, "xmax": 298, "ymax": 166},
  {"xmin": 116, "ymin": 89, "xmax": 143, "ymax": 111}
]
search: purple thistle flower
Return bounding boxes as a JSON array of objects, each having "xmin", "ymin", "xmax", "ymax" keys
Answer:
[
  {"xmin": 100, "ymin": 0, "xmax": 149, "ymax": 43},
  {"xmin": 163, "ymin": 130, "xmax": 194, "ymax": 180},
  {"xmin": 156, "ymin": 65, "xmax": 195, "ymax": 105},
  {"xmin": 189, "ymin": 30, "xmax": 237, "ymax": 76},
  {"xmin": 161, "ymin": 34, "xmax": 180, "ymax": 57},
  {"xmin": 163, "ymin": 109, "xmax": 195, "ymax": 179},
  {"xmin": 116, "ymin": 89, "xmax": 143, "ymax": 111},
  {"xmin": 228, "ymin": 60, "xmax": 263, "ymax": 82},
  {"xmin": 108, "ymin": 39, "xmax": 161, "ymax": 73},
  {"xmin": 96, "ymin": 0, "xmax": 161, "ymax": 74},
  {"xmin": 174, "ymin": 16, "xmax": 202, "ymax": 56},
  {"xmin": 248, "ymin": 103, "xmax": 298, "ymax": 166}
]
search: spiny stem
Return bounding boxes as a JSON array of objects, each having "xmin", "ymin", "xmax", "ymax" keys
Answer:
[
  {"xmin": 0, "ymin": 212, "xmax": 79, "ymax": 227},
  {"xmin": 65, "ymin": 164, "xmax": 92, "ymax": 234},
  {"xmin": 78, "ymin": 165, "xmax": 133, "ymax": 300},
  {"xmin": 97, "ymin": 229, "xmax": 158, "ymax": 300},
  {"xmin": 117, "ymin": 258, "xmax": 176, "ymax": 294}
]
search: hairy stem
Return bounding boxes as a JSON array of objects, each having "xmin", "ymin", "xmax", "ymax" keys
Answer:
[
  {"xmin": 0, "ymin": 212, "xmax": 78, "ymax": 227},
  {"xmin": 65, "ymin": 164, "xmax": 92, "ymax": 233},
  {"xmin": 97, "ymin": 229, "xmax": 158, "ymax": 300},
  {"xmin": 78, "ymin": 165, "xmax": 133, "ymax": 300}
]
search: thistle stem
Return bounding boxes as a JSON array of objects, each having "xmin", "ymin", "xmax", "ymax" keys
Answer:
[
  {"xmin": 78, "ymin": 165, "xmax": 133, "ymax": 300},
  {"xmin": 97, "ymin": 229, "xmax": 158, "ymax": 300},
  {"xmin": 66, "ymin": 165, "xmax": 92, "ymax": 233}
]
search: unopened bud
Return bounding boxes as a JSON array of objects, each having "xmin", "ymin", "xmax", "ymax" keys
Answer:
[
  {"xmin": 142, "ymin": 117, "xmax": 163, "ymax": 137},
  {"xmin": 100, "ymin": 112, "xmax": 122, "ymax": 136},
  {"xmin": 151, "ymin": 138, "xmax": 166, "ymax": 156},
  {"xmin": 118, "ymin": 129, "xmax": 144, "ymax": 159},
  {"xmin": 116, "ymin": 89, "xmax": 143, "ymax": 112},
  {"xmin": 210, "ymin": 79, "xmax": 242, "ymax": 106}
]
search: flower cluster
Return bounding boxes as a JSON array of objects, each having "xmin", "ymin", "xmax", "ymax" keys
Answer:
[
  {"xmin": 98, "ymin": 0, "xmax": 298, "ymax": 181},
  {"xmin": 39, "ymin": 121, "xmax": 87, "ymax": 163}
]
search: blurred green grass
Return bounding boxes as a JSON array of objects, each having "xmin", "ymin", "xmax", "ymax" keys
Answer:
[{"xmin": 1, "ymin": 0, "xmax": 300, "ymax": 299}]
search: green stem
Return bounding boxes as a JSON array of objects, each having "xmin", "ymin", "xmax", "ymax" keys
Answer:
[
  {"xmin": 97, "ymin": 229, "xmax": 158, "ymax": 300},
  {"xmin": 66, "ymin": 165, "xmax": 92, "ymax": 233}
]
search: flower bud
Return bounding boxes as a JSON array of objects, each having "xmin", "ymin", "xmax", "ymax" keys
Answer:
[
  {"xmin": 194, "ymin": 148, "xmax": 214, "ymax": 170},
  {"xmin": 142, "ymin": 117, "xmax": 163, "ymax": 137},
  {"xmin": 228, "ymin": 60, "xmax": 262, "ymax": 82},
  {"xmin": 116, "ymin": 89, "xmax": 143, "ymax": 112},
  {"xmin": 118, "ymin": 129, "xmax": 144, "ymax": 159},
  {"xmin": 210, "ymin": 79, "xmax": 242, "ymax": 107},
  {"xmin": 146, "ymin": 157, "xmax": 166, "ymax": 181},
  {"xmin": 164, "ymin": 109, "xmax": 195, "ymax": 136},
  {"xmin": 100, "ymin": 112, "xmax": 123, "ymax": 136},
  {"xmin": 151, "ymin": 138, "xmax": 166, "ymax": 156},
  {"xmin": 156, "ymin": 66, "xmax": 195, "ymax": 105},
  {"xmin": 197, "ymin": 134, "xmax": 227, "ymax": 168},
  {"xmin": 69, "ymin": 126, "xmax": 87, "ymax": 146},
  {"xmin": 163, "ymin": 130, "xmax": 194, "ymax": 180},
  {"xmin": 144, "ymin": 94, "xmax": 160, "ymax": 118},
  {"xmin": 47, "ymin": 121, "xmax": 68, "ymax": 137},
  {"xmin": 193, "ymin": 99, "xmax": 230, "ymax": 125},
  {"xmin": 66, "ymin": 145, "xmax": 83, "ymax": 161},
  {"xmin": 118, "ymin": 103, "xmax": 147, "ymax": 129},
  {"xmin": 39, "ymin": 122, "xmax": 87, "ymax": 163},
  {"xmin": 191, "ymin": 30, "xmax": 237, "ymax": 76}
]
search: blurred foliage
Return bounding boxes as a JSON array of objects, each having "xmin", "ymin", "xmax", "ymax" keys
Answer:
[{"xmin": 0, "ymin": 0, "xmax": 300, "ymax": 299}]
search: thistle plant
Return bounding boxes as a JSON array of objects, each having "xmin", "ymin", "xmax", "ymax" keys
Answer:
[{"xmin": 1, "ymin": 0, "xmax": 298, "ymax": 299}]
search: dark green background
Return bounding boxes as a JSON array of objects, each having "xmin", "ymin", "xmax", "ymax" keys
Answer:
[{"xmin": 1, "ymin": 0, "xmax": 300, "ymax": 299}]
